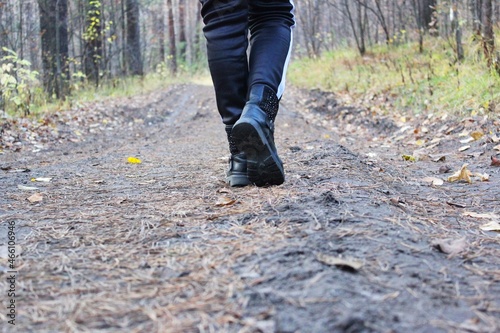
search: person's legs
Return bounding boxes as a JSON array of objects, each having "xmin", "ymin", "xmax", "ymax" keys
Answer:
[
  {"xmin": 232, "ymin": 0, "xmax": 295, "ymax": 186},
  {"xmin": 248, "ymin": 0, "xmax": 295, "ymax": 97},
  {"xmin": 200, "ymin": 0, "xmax": 250, "ymax": 186}
]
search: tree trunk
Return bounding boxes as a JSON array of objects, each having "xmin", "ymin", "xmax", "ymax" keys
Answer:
[
  {"xmin": 126, "ymin": 0, "xmax": 143, "ymax": 76},
  {"xmin": 356, "ymin": 0, "xmax": 366, "ymax": 55},
  {"xmin": 178, "ymin": 0, "xmax": 187, "ymax": 64},
  {"xmin": 38, "ymin": 0, "xmax": 70, "ymax": 99},
  {"xmin": 343, "ymin": 0, "xmax": 365, "ymax": 56},
  {"xmin": 166, "ymin": 0, "xmax": 177, "ymax": 73},
  {"xmin": 482, "ymin": 0, "xmax": 498, "ymax": 72},
  {"xmin": 472, "ymin": 0, "xmax": 483, "ymax": 40},
  {"xmin": 451, "ymin": 0, "xmax": 464, "ymax": 62},
  {"xmin": 374, "ymin": 0, "xmax": 391, "ymax": 44},
  {"xmin": 0, "ymin": 2, "xmax": 6, "ymax": 58},
  {"xmin": 26, "ymin": 1, "xmax": 40, "ymax": 70},
  {"xmin": 84, "ymin": 0, "xmax": 103, "ymax": 87}
]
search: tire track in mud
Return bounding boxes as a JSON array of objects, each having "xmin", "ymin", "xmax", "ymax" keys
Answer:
[{"xmin": 0, "ymin": 83, "xmax": 498, "ymax": 332}]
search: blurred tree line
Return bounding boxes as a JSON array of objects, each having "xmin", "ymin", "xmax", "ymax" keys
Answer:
[{"xmin": 0, "ymin": 0, "xmax": 498, "ymax": 109}]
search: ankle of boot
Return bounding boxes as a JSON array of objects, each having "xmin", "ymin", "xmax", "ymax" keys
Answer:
[
  {"xmin": 247, "ymin": 84, "xmax": 279, "ymax": 122},
  {"xmin": 225, "ymin": 124, "xmax": 240, "ymax": 155}
]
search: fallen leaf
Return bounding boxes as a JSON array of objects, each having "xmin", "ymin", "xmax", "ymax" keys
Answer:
[
  {"xmin": 448, "ymin": 164, "xmax": 472, "ymax": 183},
  {"xmin": 414, "ymin": 139, "xmax": 425, "ymax": 146},
  {"xmin": 463, "ymin": 211, "xmax": 500, "ymax": 219},
  {"xmin": 466, "ymin": 151, "xmax": 484, "ymax": 159},
  {"xmin": 316, "ymin": 253, "xmax": 363, "ymax": 271},
  {"xmin": 9, "ymin": 168, "xmax": 30, "ymax": 173},
  {"xmin": 127, "ymin": 157, "xmax": 142, "ymax": 164},
  {"xmin": 432, "ymin": 237, "xmax": 468, "ymax": 256},
  {"xmin": 470, "ymin": 131, "xmax": 484, "ymax": 141},
  {"xmin": 430, "ymin": 154, "xmax": 447, "ymax": 162},
  {"xmin": 491, "ymin": 135, "xmax": 500, "ymax": 143},
  {"xmin": 473, "ymin": 172, "xmax": 489, "ymax": 181},
  {"xmin": 18, "ymin": 184, "xmax": 39, "ymax": 191},
  {"xmin": 422, "ymin": 177, "xmax": 444, "ymax": 186},
  {"xmin": 494, "ymin": 144, "xmax": 500, "ymax": 151},
  {"xmin": 215, "ymin": 196, "xmax": 236, "ymax": 207},
  {"xmin": 402, "ymin": 154, "xmax": 416, "ymax": 162},
  {"xmin": 27, "ymin": 193, "xmax": 43, "ymax": 203},
  {"xmin": 390, "ymin": 197, "xmax": 406, "ymax": 206},
  {"xmin": 480, "ymin": 221, "xmax": 500, "ymax": 232},
  {"xmin": 31, "ymin": 177, "xmax": 52, "ymax": 182},
  {"xmin": 458, "ymin": 145, "xmax": 471, "ymax": 152},
  {"xmin": 460, "ymin": 137, "xmax": 474, "ymax": 144},
  {"xmin": 491, "ymin": 156, "xmax": 500, "ymax": 167},
  {"xmin": 447, "ymin": 201, "xmax": 467, "ymax": 208}
]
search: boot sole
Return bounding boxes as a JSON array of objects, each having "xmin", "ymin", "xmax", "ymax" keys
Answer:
[{"xmin": 232, "ymin": 119, "xmax": 285, "ymax": 186}]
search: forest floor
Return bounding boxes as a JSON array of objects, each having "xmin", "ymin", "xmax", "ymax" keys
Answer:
[{"xmin": 1, "ymin": 82, "xmax": 499, "ymax": 333}]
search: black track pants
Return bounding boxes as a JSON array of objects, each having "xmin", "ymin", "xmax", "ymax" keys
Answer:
[{"xmin": 200, "ymin": 0, "xmax": 295, "ymax": 125}]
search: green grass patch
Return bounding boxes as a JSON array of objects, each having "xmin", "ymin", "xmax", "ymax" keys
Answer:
[{"xmin": 288, "ymin": 39, "xmax": 500, "ymax": 117}]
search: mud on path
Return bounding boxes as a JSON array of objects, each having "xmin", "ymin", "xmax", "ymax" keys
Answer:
[{"xmin": 1, "ymin": 83, "xmax": 499, "ymax": 333}]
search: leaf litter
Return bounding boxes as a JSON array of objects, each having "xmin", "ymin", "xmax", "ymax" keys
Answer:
[{"xmin": 0, "ymin": 84, "xmax": 499, "ymax": 333}]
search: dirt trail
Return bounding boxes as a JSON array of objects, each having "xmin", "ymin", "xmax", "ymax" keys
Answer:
[{"xmin": 1, "ymin": 83, "xmax": 499, "ymax": 333}]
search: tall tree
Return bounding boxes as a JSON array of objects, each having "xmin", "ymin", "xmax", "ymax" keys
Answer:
[
  {"xmin": 38, "ymin": 0, "xmax": 70, "ymax": 99},
  {"xmin": 410, "ymin": 0, "xmax": 426, "ymax": 53},
  {"xmin": 126, "ymin": 0, "xmax": 143, "ymax": 75},
  {"xmin": 451, "ymin": 0, "xmax": 464, "ymax": 61},
  {"xmin": 471, "ymin": 0, "xmax": 483, "ymax": 40},
  {"xmin": 482, "ymin": 0, "xmax": 498, "ymax": 72},
  {"xmin": 342, "ymin": 0, "xmax": 367, "ymax": 55},
  {"xmin": 178, "ymin": 0, "xmax": 187, "ymax": 64},
  {"xmin": 298, "ymin": 0, "xmax": 323, "ymax": 57},
  {"xmin": 84, "ymin": 0, "xmax": 103, "ymax": 86},
  {"xmin": 0, "ymin": 1, "xmax": 7, "ymax": 59},
  {"xmin": 166, "ymin": 0, "xmax": 177, "ymax": 73}
]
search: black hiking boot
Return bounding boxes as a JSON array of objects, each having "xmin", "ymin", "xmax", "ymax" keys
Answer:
[
  {"xmin": 231, "ymin": 84, "xmax": 285, "ymax": 187},
  {"xmin": 227, "ymin": 152, "xmax": 250, "ymax": 187},
  {"xmin": 225, "ymin": 125, "xmax": 250, "ymax": 187}
]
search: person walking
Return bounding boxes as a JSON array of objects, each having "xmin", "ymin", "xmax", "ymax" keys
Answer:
[{"xmin": 199, "ymin": 0, "xmax": 295, "ymax": 187}]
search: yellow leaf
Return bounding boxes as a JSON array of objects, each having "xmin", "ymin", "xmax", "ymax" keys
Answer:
[
  {"xmin": 127, "ymin": 157, "xmax": 142, "ymax": 164},
  {"xmin": 402, "ymin": 154, "xmax": 416, "ymax": 162},
  {"xmin": 31, "ymin": 177, "xmax": 52, "ymax": 182},
  {"xmin": 448, "ymin": 164, "xmax": 472, "ymax": 183},
  {"xmin": 415, "ymin": 139, "xmax": 425, "ymax": 146},
  {"xmin": 470, "ymin": 131, "xmax": 484, "ymax": 141}
]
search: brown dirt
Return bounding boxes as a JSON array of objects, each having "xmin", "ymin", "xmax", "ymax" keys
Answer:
[{"xmin": 1, "ymin": 82, "xmax": 499, "ymax": 333}]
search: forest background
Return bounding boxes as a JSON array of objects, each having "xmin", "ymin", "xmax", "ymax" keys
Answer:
[{"xmin": 0, "ymin": 0, "xmax": 499, "ymax": 119}]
